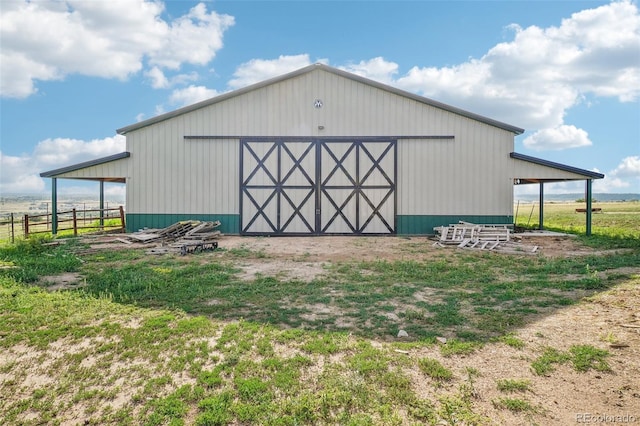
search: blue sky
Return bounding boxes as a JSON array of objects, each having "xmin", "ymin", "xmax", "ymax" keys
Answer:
[{"xmin": 1, "ymin": 0, "xmax": 639, "ymax": 199}]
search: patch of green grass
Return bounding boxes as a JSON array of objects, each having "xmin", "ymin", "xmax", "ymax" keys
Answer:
[
  {"xmin": 599, "ymin": 331, "xmax": 619, "ymax": 344},
  {"xmin": 0, "ymin": 237, "xmax": 84, "ymax": 283},
  {"xmin": 348, "ymin": 342, "xmax": 389, "ymax": 377},
  {"xmin": 493, "ymin": 397, "xmax": 536, "ymax": 413},
  {"xmin": 301, "ymin": 332, "xmax": 348, "ymax": 355},
  {"xmin": 497, "ymin": 334, "xmax": 526, "ymax": 349},
  {"xmin": 531, "ymin": 347, "xmax": 571, "ymax": 376},
  {"xmin": 569, "ymin": 344, "xmax": 611, "ymax": 372},
  {"xmin": 418, "ymin": 357, "xmax": 453, "ymax": 381},
  {"xmin": 496, "ymin": 379, "xmax": 531, "ymax": 393},
  {"xmin": 532, "ymin": 345, "xmax": 612, "ymax": 376},
  {"xmin": 145, "ymin": 391, "xmax": 189, "ymax": 424},
  {"xmin": 440, "ymin": 340, "xmax": 483, "ymax": 357},
  {"xmin": 235, "ymin": 377, "xmax": 272, "ymax": 404},
  {"xmin": 426, "ymin": 296, "xmax": 465, "ymax": 326},
  {"xmin": 225, "ymin": 245, "xmax": 269, "ymax": 259},
  {"xmin": 438, "ymin": 392, "xmax": 486, "ymax": 425},
  {"xmin": 196, "ymin": 392, "xmax": 233, "ymax": 426}
]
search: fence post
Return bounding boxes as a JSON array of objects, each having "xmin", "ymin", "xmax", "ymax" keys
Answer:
[
  {"xmin": 72, "ymin": 208, "xmax": 78, "ymax": 236},
  {"xmin": 24, "ymin": 214, "xmax": 29, "ymax": 238},
  {"xmin": 119, "ymin": 206, "xmax": 126, "ymax": 231},
  {"xmin": 11, "ymin": 212, "xmax": 15, "ymax": 243}
]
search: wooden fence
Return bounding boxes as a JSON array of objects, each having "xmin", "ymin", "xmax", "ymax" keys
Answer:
[{"xmin": 0, "ymin": 206, "xmax": 125, "ymax": 242}]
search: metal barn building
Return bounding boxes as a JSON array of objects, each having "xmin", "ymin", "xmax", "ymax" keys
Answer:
[{"xmin": 41, "ymin": 64, "xmax": 604, "ymax": 235}]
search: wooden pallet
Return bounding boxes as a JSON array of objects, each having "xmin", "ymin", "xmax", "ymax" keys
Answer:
[
  {"xmin": 433, "ymin": 222, "xmax": 528, "ymax": 253},
  {"xmin": 435, "ymin": 223, "xmax": 511, "ymax": 245}
]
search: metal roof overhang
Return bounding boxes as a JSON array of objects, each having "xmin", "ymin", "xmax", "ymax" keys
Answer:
[
  {"xmin": 39, "ymin": 152, "xmax": 130, "ymax": 235},
  {"xmin": 40, "ymin": 152, "xmax": 130, "ymax": 183},
  {"xmin": 510, "ymin": 152, "xmax": 604, "ymax": 183},
  {"xmin": 510, "ymin": 152, "xmax": 604, "ymax": 236}
]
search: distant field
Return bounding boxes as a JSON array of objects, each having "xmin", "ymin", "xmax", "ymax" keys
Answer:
[{"xmin": 514, "ymin": 200, "xmax": 640, "ymax": 239}]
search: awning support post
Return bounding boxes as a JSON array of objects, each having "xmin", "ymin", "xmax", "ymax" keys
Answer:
[
  {"xmin": 51, "ymin": 178, "xmax": 58, "ymax": 235},
  {"xmin": 538, "ymin": 182, "xmax": 544, "ymax": 230},
  {"xmin": 99, "ymin": 180, "xmax": 105, "ymax": 228},
  {"xmin": 586, "ymin": 179, "xmax": 593, "ymax": 236}
]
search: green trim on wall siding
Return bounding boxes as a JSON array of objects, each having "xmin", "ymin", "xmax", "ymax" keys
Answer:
[
  {"xmin": 397, "ymin": 215, "xmax": 513, "ymax": 235},
  {"xmin": 126, "ymin": 214, "xmax": 239, "ymax": 234},
  {"xmin": 126, "ymin": 214, "xmax": 510, "ymax": 236}
]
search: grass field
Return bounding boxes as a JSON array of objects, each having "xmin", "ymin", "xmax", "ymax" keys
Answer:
[
  {"xmin": 515, "ymin": 200, "xmax": 640, "ymax": 241},
  {"xmin": 1, "ymin": 202, "xmax": 639, "ymax": 425}
]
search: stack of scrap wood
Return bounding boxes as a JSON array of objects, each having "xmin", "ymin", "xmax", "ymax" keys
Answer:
[
  {"xmin": 167, "ymin": 221, "xmax": 221, "ymax": 254},
  {"xmin": 124, "ymin": 220, "xmax": 222, "ymax": 255},
  {"xmin": 433, "ymin": 222, "xmax": 538, "ymax": 254}
]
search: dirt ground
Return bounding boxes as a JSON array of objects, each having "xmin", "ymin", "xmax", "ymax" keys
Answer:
[
  {"xmin": 215, "ymin": 234, "xmax": 640, "ymax": 424},
  {"xmin": 45, "ymin": 233, "xmax": 640, "ymax": 424}
]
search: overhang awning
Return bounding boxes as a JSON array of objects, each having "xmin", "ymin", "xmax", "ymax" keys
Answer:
[
  {"xmin": 39, "ymin": 152, "xmax": 130, "ymax": 235},
  {"xmin": 510, "ymin": 152, "xmax": 604, "ymax": 236},
  {"xmin": 510, "ymin": 152, "xmax": 604, "ymax": 183},
  {"xmin": 40, "ymin": 151, "xmax": 130, "ymax": 183}
]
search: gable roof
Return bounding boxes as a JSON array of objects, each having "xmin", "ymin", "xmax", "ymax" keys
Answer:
[
  {"xmin": 117, "ymin": 63, "xmax": 525, "ymax": 135},
  {"xmin": 40, "ymin": 152, "xmax": 130, "ymax": 178},
  {"xmin": 510, "ymin": 152, "xmax": 604, "ymax": 180}
]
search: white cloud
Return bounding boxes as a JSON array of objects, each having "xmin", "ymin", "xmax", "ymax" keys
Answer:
[
  {"xmin": 593, "ymin": 176, "xmax": 631, "ymax": 192},
  {"xmin": 522, "ymin": 125, "xmax": 592, "ymax": 151},
  {"xmin": 145, "ymin": 66, "xmax": 199, "ymax": 90},
  {"xmin": 0, "ymin": 135, "xmax": 125, "ymax": 194},
  {"xmin": 169, "ymin": 85, "xmax": 220, "ymax": 107},
  {"xmin": 145, "ymin": 66, "xmax": 169, "ymax": 89},
  {"xmin": 34, "ymin": 135, "xmax": 126, "ymax": 169},
  {"xmin": 609, "ymin": 156, "xmax": 640, "ymax": 178},
  {"xmin": 228, "ymin": 54, "xmax": 315, "ymax": 90},
  {"xmin": 339, "ymin": 57, "xmax": 399, "ymax": 85},
  {"xmin": 0, "ymin": 0, "xmax": 234, "ymax": 98},
  {"xmin": 149, "ymin": 3, "xmax": 234, "ymax": 70},
  {"xmin": 104, "ymin": 185, "xmax": 126, "ymax": 201},
  {"xmin": 593, "ymin": 155, "xmax": 640, "ymax": 192},
  {"xmin": 0, "ymin": 152, "xmax": 46, "ymax": 193},
  {"xmin": 393, "ymin": 0, "xmax": 639, "ymax": 132}
]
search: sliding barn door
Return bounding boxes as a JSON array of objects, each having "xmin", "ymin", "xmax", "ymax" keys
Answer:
[{"xmin": 240, "ymin": 138, "xmax": 395, "ymax": 235}]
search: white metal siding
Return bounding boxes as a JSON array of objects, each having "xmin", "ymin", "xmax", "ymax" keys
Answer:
[
  {"xmin": 397, "ymin": 130, "xmax": 515, "ymax": 217},
  {"xmin": 126, "ymin": 133, "xmax": 238, "ymax": 215},
  {"xmin": 124, "ymin": 68, "xmax": 517, "ymax": 218}
]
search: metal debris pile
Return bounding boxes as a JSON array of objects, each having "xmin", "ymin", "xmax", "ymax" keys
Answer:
[
  {"xmin": 433, "ymin": 222, "xmax": 538, "ymax": 254},
  {"xmin": 124, "ymin": 220, "xmax": 221, "ymax": 255}
]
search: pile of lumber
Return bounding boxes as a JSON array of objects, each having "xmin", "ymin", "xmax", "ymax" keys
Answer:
[
  {"xmin": 433, "ymin": 222, "xmax": 538, "ymax": 254},
  {"xmin": 167, "ymin": 221, "xmax": 221, "ymax": 254},
  {"xmin": 124, "ymin": 220, "xmax": 221, "ymax": 255}
]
